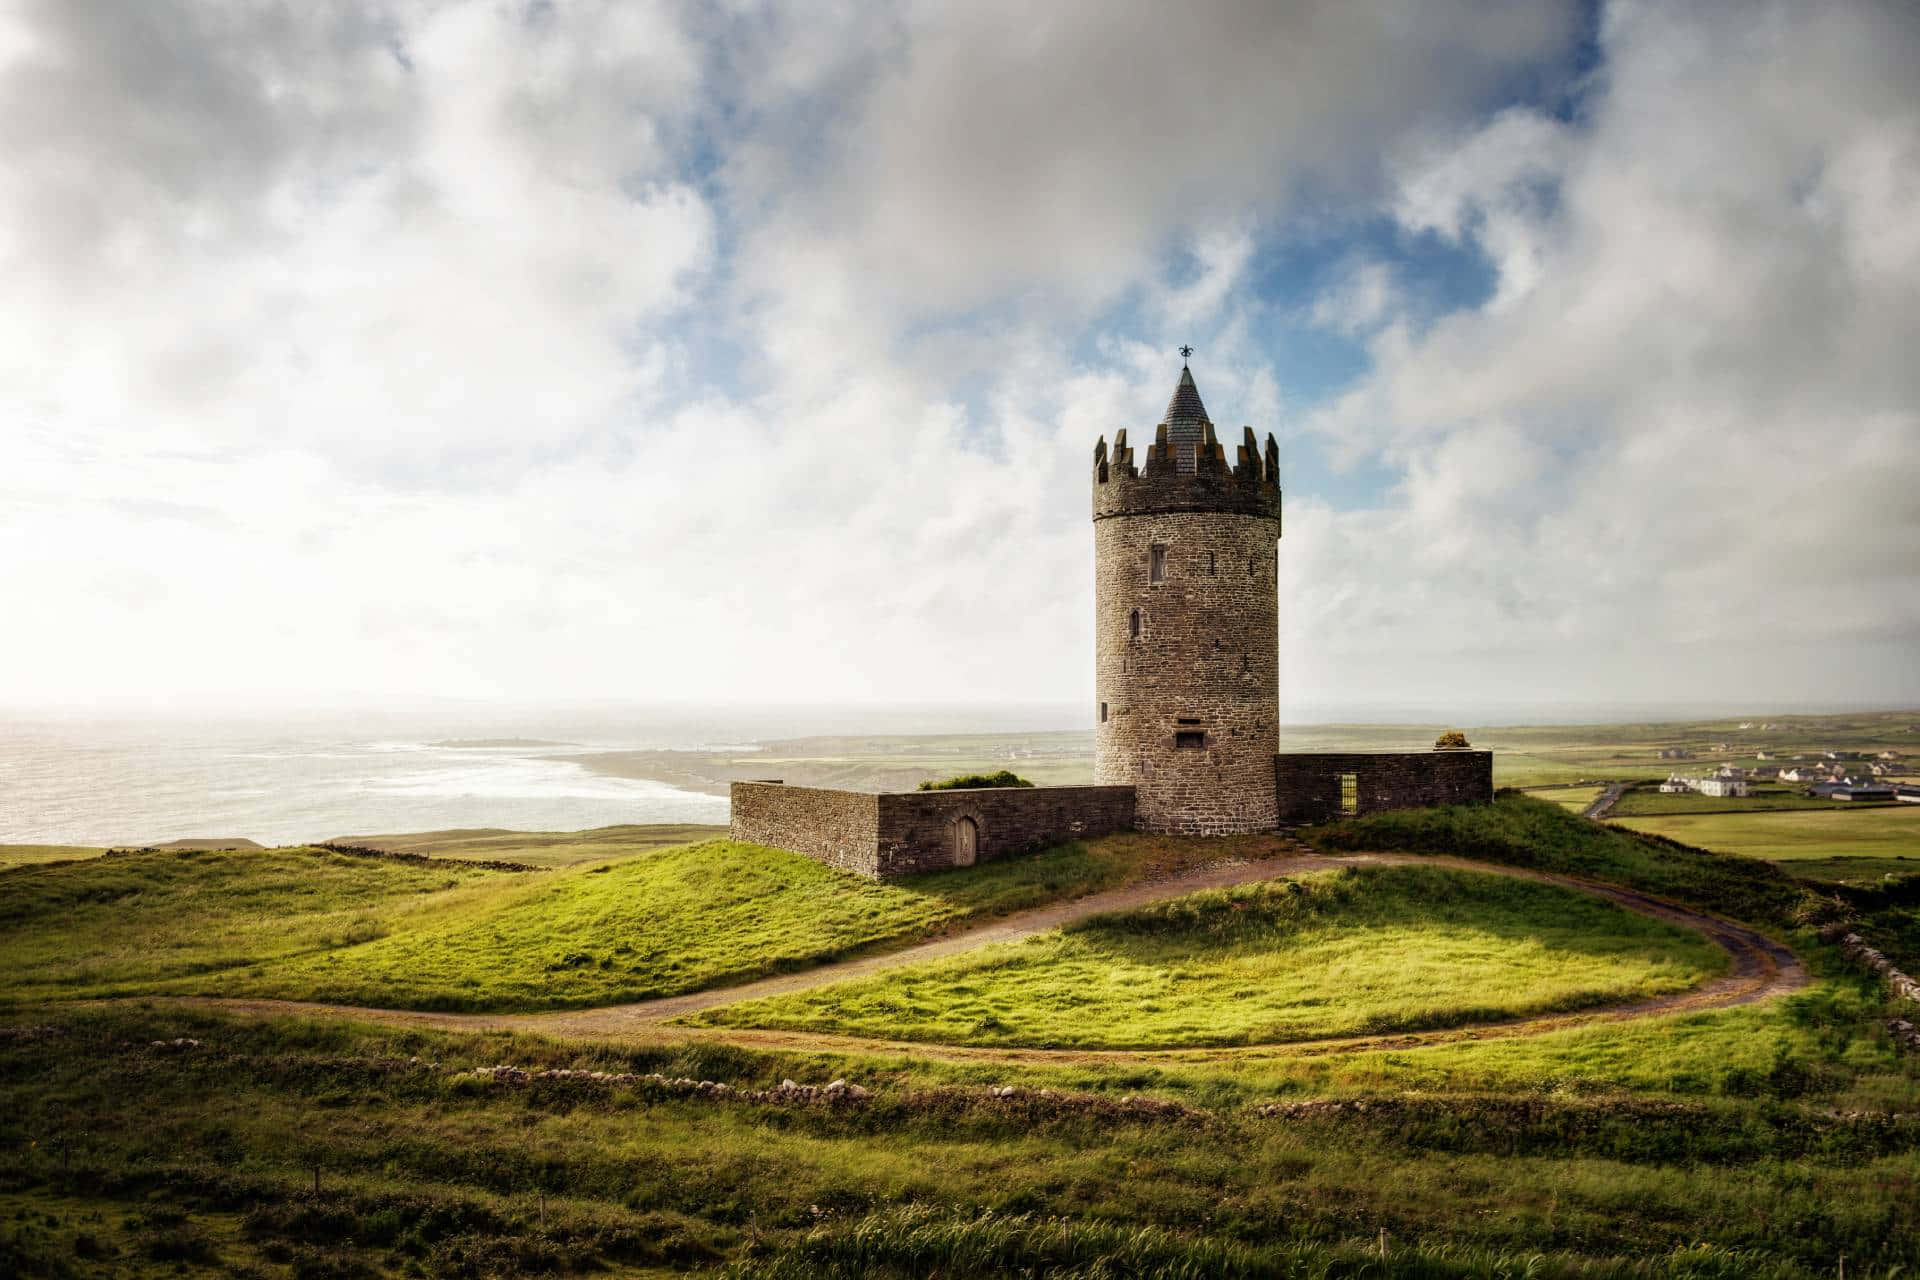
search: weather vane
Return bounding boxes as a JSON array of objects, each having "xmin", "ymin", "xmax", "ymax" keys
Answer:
[{"xmin": 1179, "ymin": 344, "xmax": 1193, "ymax": 359}]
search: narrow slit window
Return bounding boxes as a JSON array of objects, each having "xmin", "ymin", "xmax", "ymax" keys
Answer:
[
  {"xmin": 1174, "ymin": 731, "xmax": 1206, "ymax": 750},
  {"xmin": 1099, "ymin": 702, "xmax": 1108, "ymax": 723},
  {"xmin": 1339, "ymin": 773, "xmax": 1359, "ymax": 816},
  {"xmin": 1129, "ymin": 608, "xmax": 1141, "ymax": 639},
  {"xmin": 1150, "ymin": 544, "xmax": 1167, "ymax": 583},
  {"xmin": 1207, "ymin": 551, "xmax": 1216, "ymax": 576},
  {"xmin": 1248, "ymin": 556, "xmax": 1258, "ymax": 577}
]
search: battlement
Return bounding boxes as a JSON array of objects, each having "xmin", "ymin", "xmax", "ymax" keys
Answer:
[
  {"xmin": 1092, "ymin": 421, "xmax": 1283, "ymax": 522},
  {"xmin": 1093, "ymin": 362, "xmax": 1280, "ymax": 522}
]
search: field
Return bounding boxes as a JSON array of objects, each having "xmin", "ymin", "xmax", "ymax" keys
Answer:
[
  {"xmin": 2, "ymin": 793, "xmax": 1917, "ymax": 1276},
  {"xmin": 0, "ymin": 843, "xmax": 103, "ymax": 867},
  {"xmin": 691, "ymin": 865, "xmax": 1724, "ymax": 1048},
  {"xmin": 1611, "ymin": 805, "xmax": 1920, "ymax": 863},
  {"xmin": 1607, "ymin": 786, "xmax": 1841, "ymax": 817},
  {"xmin": 325, "ymin": 823, "xmax": 729, "ymax": 868},
  {"xmin": 0, "ymin": 831, "xmax": 1251, "ymax": 1012}
]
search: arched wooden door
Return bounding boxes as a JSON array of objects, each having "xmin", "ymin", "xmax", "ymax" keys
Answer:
[{"xmin": 952, "ymin": 816, "xmax": 978, "ymax": 867}]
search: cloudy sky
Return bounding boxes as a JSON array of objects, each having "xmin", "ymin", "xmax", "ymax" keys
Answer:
[{"xmin": 1, "ymin": 0, "xmax": 1916, "ymax": 719}]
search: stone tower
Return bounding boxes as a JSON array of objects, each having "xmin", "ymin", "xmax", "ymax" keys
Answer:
[{"xmin": 1091, "ymin": 362, "xmax": 1283, "ymax": 834}]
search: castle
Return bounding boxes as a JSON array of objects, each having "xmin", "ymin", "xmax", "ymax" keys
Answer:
[{"xmin": 732, "ymin": 360, "xmax": 1491, "ymax": 878}]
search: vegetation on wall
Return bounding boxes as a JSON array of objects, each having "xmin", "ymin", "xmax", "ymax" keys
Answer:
[{"xmin": 917, "ymin": 770, "xmax": 1035, "ymax": 791}]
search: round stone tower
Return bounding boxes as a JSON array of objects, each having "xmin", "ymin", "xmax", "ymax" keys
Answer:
[{"xmin": 1091, "ymin": 361, "xmax": 1283, "ymax": 834}]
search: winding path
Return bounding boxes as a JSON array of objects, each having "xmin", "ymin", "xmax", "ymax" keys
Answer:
[{"xmin": 188, "ymin": 849, "xmax": 1806, "ymax": 1062}]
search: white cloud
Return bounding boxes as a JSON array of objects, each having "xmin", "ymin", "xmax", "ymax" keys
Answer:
[{"xmin": 0, "ymin": 0, "xmax": 1913, "ymax": 718}]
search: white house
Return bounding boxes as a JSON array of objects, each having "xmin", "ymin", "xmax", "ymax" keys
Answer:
[{"xmin": 1697, "ymin": 776, "xmax": 1750, "ymax": 798}]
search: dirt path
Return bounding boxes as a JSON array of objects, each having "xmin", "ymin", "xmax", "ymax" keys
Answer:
[{"xmin": 186, "ymin": 851, "xmax": 1807, "ymax": 1060}]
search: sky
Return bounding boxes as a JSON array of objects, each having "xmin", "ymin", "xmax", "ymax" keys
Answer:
[{"xmin": 1, "ymin": 0, "xmax": 1916, "ymax": 720}]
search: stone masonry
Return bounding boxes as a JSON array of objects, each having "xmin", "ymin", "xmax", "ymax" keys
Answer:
[
  {"xmin": 1092, "ymin": 364, "xmax": 1284, "ymax": 834},
  {"xmin": 730, "ymin": 782, "xmax": 1134, "ymax": 879},
  {"xmin": 1273, "ymin": 750, "xmax": 1494, "ymax": 824}
]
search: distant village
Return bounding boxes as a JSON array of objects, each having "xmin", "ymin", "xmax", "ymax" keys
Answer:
[{"xmin": 1657, "ymin": 743, "xmax": 1919, "ymax": 804}]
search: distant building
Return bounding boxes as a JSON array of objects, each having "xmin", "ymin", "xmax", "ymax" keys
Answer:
[
  {"xmin": 1658, "ymin": 748, "xmax": 1693, "ymax": 760},
  {"xmin": 1895, "ymin": 785, "xmax": 1920, "ymax": 804},
  {"xmin": 1833, "ymin": 786, "xmax": 1894, "ymax": 802},
  {"xmin": 1696, "ymin": 776, "xmax": 1749, "ymax": 798},
  {"xmin": 1659, "ymin": 774, "xmax": 1694, "ymax": 794}
]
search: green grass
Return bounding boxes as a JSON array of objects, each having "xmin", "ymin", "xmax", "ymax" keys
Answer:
[
  {"xmin": 324, "ymin": 822, "xmax": 729, "ymax": 868},
  {"xmin": 1520, "ymin": 784, "xmax": 1605, "ymax": 813},
  {"xmin": 0, "ymin": 830, "xmax": 1258, "ymax": 1013},
  {"xmin": 1, "ymin": 1002, "xmax": 1915, "ymax": 1278},
  {"xmin": 1610, "ymin": 805, "xmax": 1920, "ymax": 863},
  {"xmin": 1305, "ymin": 791, "xmax": 1820, "ymax": 930},
  {"xmin": 1609, "ymin": 786, "xmax": 1856, "ymax": 817},
  {"xmin": 0, "ymin": 843, "xmax": 104, "ymax": 867},
  {"xmin": 1779, "ymin": 856, "xmax": 1920, "ymax": 884},
  {"xmin": 691, "ymin": 866, "xmax": 1725, "ymax": 1049},
  {"xmin": 0, "ymin": 846, "xmax": 510, "ymax": 1006},
  {"xmin": 220, "ymin": 836, "xmax": 1243, "ymax": 1012}
]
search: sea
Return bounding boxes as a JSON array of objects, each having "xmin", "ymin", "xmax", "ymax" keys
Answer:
[
  {"xmin": 3, "ymin": 697, "xmax": 1855, "ymax": 849},
  {"xmin": 0, "ymin": 703, "xmax": 1085, "ymax": 848}
]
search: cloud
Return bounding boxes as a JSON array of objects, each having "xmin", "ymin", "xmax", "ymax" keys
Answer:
[
  {"xmin": 1291, "ymin": 0, "xmax": 1920, "ymax": 708},
  {"xmin": 0, "ymin": 0, "xmax": 1914, "ymax": 717}
]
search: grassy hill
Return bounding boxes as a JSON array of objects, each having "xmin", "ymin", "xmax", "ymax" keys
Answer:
[
  {"xmin": 1, "ymin": 796, "xmax": 1915, "ymax": 1276},
  {"xmin": 0, "ymin": 829, "xmax": 1257, "ymax": 1012},
  {"xmin": 691, "ymin": 864, "xmax": 1725, "ymax": 1048}
]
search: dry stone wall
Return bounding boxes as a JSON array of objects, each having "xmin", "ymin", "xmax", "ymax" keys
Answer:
[
  {"xmin": 1274, "ymin": 750, "xmax": 1492, "ymax": 823},
  {"xmin": 874, "ymin": 785, "xmax": 1135, "ymax": 877},
  {"xmin": 728, "ymin": 783, "xmax": 881, "ymax": 878},
  {"xmin": 730, "ymin": 782, "xmax": 1134, "ymax": 880}
]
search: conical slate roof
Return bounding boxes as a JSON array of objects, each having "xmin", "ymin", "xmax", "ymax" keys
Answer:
[{"xmin": 1162, "ymin": 364, "xmax": 1210, "ymax": 425}]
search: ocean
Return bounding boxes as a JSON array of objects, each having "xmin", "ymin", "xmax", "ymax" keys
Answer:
[{"xmin": 0, "ymin": 704, "xmax": 1085, "ymax": 848}]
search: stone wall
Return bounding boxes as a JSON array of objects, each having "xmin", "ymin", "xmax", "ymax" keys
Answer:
[
  {"xmin": 874, "ymin": 786, "xmax": 1136, "ymax": 877},
  {"xmin": 729, "ymin": 782, "xmax": 1134, "ymax": 880},
  {"xmin": 1093, "ymin": 509, "xmax": 1282, "ymax": 834},
  {"xmin": 728, "ymin": 783, "xmax": 881, "ymax": 878},
  {"xmin": 1273, "ymin": 751, "xmax": 1492, "ymax": 823}
]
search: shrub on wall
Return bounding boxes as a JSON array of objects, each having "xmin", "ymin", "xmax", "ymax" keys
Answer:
[
  {"xmin": 1434, "ymin": 730, "xmax": 1472, "ymax": 750},
  {"xmin": 917, "ymin": 770, "xmax": 1035, "ymax": 791}
]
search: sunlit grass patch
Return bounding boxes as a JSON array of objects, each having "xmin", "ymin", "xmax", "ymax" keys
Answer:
[{"xmin": 689, "ymin": 865, "xmax": 1726, "ymax": 1049}]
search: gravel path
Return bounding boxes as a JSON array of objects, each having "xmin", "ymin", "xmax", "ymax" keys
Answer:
[{"xmin": 185, "ymin": 848, "xmax": 1806, "ymax": 1058}]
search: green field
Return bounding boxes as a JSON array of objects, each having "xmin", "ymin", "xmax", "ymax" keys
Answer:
[
  {"xmin": 1611, "ymin": 805, "xmax": 1920, "ymax": 863},
  {"xmin": 1609, "ymin": 785, "xmax": 1852, "ymax": 817},
  {"xmin": 692, "ymin": 865, "xmax": 1723, "ymax": 1048},
  {"xmin": 2, "ymin": 786, "xmax": 1917, "ymax": 1275},
  {"xmin": 324, "ymin": 822, "xmax": 729, "ymax": 868},
  {"xmin": 0, "ymin": 843, "xmax": 104, "ymax": 867},
  {"xmin": 1520, "ymin": 783, "xmax": 1604, "ymax": 812},
  {"xmin": 0, "ymin": 832, "xmax": 1250, "ymax": 1012}
]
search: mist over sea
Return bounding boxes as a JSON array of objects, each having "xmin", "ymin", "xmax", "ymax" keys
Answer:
[
  {"xmin": 0, "ymin": 704, "xmax": 1087, "ymax": 847},
  {"xmin": 2, "ymin": 697, "xmax": 1863, "ymax": 848}
]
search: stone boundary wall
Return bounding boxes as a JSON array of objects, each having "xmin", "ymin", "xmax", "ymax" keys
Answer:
[
  {"xmin": 1274, "ymin": 751, "xmax": 1492, "ymax": 823},
  {"xmin": 730, "ymin": 782, "xmax": 1135, "ymax": 880},
  {"xmin": 729, "ymin": 783, "xmax": 881, "ymax": 878},
  {"xmin": 875, "ymin": 786, "xmax": 1136, "ymax": 878}
]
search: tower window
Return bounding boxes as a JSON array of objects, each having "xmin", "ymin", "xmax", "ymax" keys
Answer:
[
  {"xmin": 1248, "ymin": 556, "xmax": 1257, "ymax": 577},
  {"xmin": 1207, "ymin": 551, "xmax": 1216, "ymax": 576},
  {"xmin": 1099, "ymin": 702, "xmax": 1108, "ymax": 723},
  {"xmin": 1150, "ymin": 544, "xmax": 1167, "ymax": 583},
  {"xmin": 1174, "ymin": 731, "xmax": 1206, "ymax": 750},
  {"xmin": 1129, "ymin": 608, "xmax": 1141, "ymax": 639},
  {"xmin": 1339, "ymin": 773, "xmax": 1359, "ymax": 816}
]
